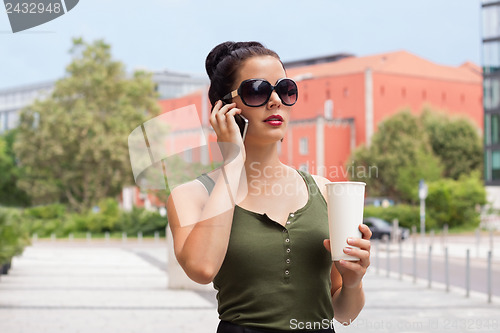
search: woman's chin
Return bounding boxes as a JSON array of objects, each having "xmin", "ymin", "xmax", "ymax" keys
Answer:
[{"xmin": 245, "ymin": 134, "xmax": 284, "ymax": 146}]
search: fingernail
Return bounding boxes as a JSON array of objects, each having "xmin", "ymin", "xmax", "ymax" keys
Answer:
[
  {"xmin": 347, "ymin": 238, "xmax": 353, "ymax": 245},
  {"xmin": 344, "ymin": 247, "xmax": 352, "ymax": 253}
]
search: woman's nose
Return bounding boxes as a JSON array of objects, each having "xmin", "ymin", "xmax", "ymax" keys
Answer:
[{"xmin": 267, "ymin": 90, "xmax": 281, "ymax": 108}]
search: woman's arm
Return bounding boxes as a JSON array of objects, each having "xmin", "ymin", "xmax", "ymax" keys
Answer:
[
  {"xmin": 324, "ymin": 225, "xmax": 371, "ymax": 325},
  {"xmin": 312, "ymin": 175, "xmax": 372, "ymax": 325},
  {"xmin": 167, "ymin": 101, "xmax": 245, "ymax": 284},
  {"xmin": 167, "ymin": 157, "xmax": 245, "ymax": 284}
]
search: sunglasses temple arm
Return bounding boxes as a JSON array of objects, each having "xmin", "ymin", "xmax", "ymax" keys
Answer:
[{"xmin": 221, "ymin": 90, "xmax": 239, "ymax": 103}]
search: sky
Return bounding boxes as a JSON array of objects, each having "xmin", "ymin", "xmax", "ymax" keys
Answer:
[{"xmin": 0, "ymin": 0, "xmax": 483, "ymax": 90}]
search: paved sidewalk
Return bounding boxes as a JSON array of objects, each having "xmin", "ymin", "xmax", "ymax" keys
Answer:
[{"xmin": 1, "ymin": 240, "xmax": 499, "ymax": 333}]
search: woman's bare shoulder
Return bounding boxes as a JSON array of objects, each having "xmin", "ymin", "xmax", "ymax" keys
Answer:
[
  {"xmin": 311, "ymin": 174, "xmax": 330, "ymax": 200},
  {"xmin": 168, "ymin": 177, "xmax": 209, "ymax": 203},
  {"xmin": 311, "ymin": 174, "xmax": 331, "ymax": 185}
]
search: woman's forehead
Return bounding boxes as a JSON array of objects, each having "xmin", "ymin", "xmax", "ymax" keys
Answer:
[{"xmin": 236, "ymin": 56, "xmax": 286, "ymax": 85}]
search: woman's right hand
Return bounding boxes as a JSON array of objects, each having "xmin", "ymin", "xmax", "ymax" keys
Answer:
[{"xmin": 209, "ymin": 100, "xmax": 246, "ymax": 163}]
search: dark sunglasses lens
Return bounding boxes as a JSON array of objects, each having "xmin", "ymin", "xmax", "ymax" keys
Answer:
[
  {"xmin": 276, "ymin": 79, "xmax": 298, "ymax": 106},
  {"xmin": 240, "ymin": 80, "xmax": 272, "ymax": 106}
]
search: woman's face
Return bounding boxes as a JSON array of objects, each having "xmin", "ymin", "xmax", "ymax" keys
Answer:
[{"xmin": 231, "ymin": 55, "xmax": 291, "ymax": 145}]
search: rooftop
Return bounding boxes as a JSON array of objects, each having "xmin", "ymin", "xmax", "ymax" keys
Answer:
[{"xmin": 286, "ymin": 50, "xmax": 482, "ymax": 83}]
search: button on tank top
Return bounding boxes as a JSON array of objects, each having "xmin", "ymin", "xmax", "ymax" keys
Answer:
[{"xmin": 196, "ymin": 169, "xmax": 334, "ymax": 331}]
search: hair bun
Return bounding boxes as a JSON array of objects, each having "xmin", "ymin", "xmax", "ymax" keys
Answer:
[
  {"xmin": 205, "ymin": 42, "xmax": 234, "ymax": 79},
  {"xmin": 205, "ymin": 41, "xmax": 265, "ymax": 79}
]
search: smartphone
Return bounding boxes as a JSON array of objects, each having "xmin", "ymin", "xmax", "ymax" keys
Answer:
[
  {"xmin": 222, "ymin": 100, "xmax": 248, "ymax": 140},
  {"xmin": 234, "ymin": 114, "xmax": 249, "ymax": 141}
]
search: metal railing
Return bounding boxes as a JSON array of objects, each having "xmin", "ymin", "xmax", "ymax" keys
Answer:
[{"xmin": 371, "ymin": 228, "xmax": 497, "ymax": 304}]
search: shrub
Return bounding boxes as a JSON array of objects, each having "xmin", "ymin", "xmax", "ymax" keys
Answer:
[
  {"xmin": 21, "ymin": 204, "xmax": 68, "ymax": 237},
  {"xmin": 85, "ymin": 198, "xmax": 120, "ymax": 233},
  {"xmin": 0, "ymin": 209, "xmax": 30, "ymax": 266},
  {"xmin": 364, "ymin": 204, "xmax": 420, "ymax": 230},
  {"xmin": 426, "ymin": 171, "xmax": 486, "ymax": 229},
  {"xmin": 118, "ymin": 207, "xmax": 166, "ymax": 236},
  {"xmin": 26, "ymin": 203, "xmax": 66, "ymax": 219}
]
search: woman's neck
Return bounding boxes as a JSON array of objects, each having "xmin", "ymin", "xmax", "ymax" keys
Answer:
[{"xmin": 243, "ymin": 142, "xmax": 289, "ymax": 181}]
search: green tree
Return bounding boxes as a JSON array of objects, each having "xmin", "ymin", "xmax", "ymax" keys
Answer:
[
  {"xmin": 14, "ymin": 38, "xmax": 159, "ymax": 212},
  {"xmin": 0, "ymin": 130, "xmax": 30, "ymax": 206},
  {"xmin": 426, "ymin": 171, "xmax": 486, "ymax": 229},
  {"xmin": 421, "ymin": 109, "xmax": 483, "ymax": 179},
  {"xmin": 349, "ymin": 110, "xmax": 442, "ymax": 202}
]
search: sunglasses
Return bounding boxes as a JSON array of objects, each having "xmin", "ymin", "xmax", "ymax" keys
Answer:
[{"xmin": 222, "ymin": 78, "xmax": 298, "ymax": 107}]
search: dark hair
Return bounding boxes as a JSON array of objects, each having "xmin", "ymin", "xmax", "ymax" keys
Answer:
[{"xmin": 205, "ymin": 41, "xmax": 282, "ymax": 108}]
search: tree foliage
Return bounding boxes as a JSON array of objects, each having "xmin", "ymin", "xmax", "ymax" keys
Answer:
[
  {"xmin": 349, "ymin": 110, "xmax": 443, "ymax": 203},
  {"xmin": 14, "ymin": 38, "xmax": 160, "ymax": 212},
  {"xmin": 421, "ymin": 109, "xmax": 483, "ymax": 179},
  {"xmin": 363, "ymin": 171, "xmax": 486, "ymax": 231},
  {"xmin": 349, "ymin": 109, "xmax": 483, "ymax": 203},
  {"xmin": 426, "ymin": 171, "xmax": 486, "ymax": 229},
  {"xmin": 0, "ymin": 130, "xmax": 30, "ymax": 206}
]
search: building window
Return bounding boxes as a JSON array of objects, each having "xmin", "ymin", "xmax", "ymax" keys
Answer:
[
  {"xmin": 3, "ymin": 112, "xmax": 8, "ymax": 131},
  {"xmin": 343, "ymin": 88, "xmax": 349, "ymax": 97},
  {"xmin": 482, "ymin": 4, "xmax": 500, "ymax": 39},
  {"xmin": 485, "ymin": 150, "xmax": 491, "ymax": 181},
  {"xmin": 492, "ymin": 150, "xmax": 500, "ymax": 180},
  {"xmin": 402, "ymin": 88, "xmax": 406, "ymax": 98},
  {"xmin": 484, "ymin": 77, "xmax": 500, "ymax": 110},
  {"xmin": 324, "ymin": 99, "xmax": 333, "ymax": 119},
  {"xmin": 8, "ymin": 111, "xmax": 19, "ymax": 130},
  {"xmin": 492, "ymin": 114, "xmax": 500, "ymax": 145},
  {"xmin": 486, "ymin": 114, "xmax": 491, "ymax": 146},
  {"xmin": 380, "ymin": 86, "xmax": 385, "ymax": 96},
  {"xmin": 442, "ymin": 92, "xmax": 447, "ymax": 102},
  {"xmin": 483, "ymin": 41, "xmax": 500, "ymax": 74},
  {"xmin": 422, "ymin": 90, "xmax": 427, "ymax": 99},
  {"xmin": 299, "ymin": 137, "xmax": 308, "ymax": 155}
]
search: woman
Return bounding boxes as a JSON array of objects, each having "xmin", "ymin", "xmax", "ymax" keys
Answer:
[{"xmin": 167, "ymin": 41, "xmax": 372, "ymax": 332}]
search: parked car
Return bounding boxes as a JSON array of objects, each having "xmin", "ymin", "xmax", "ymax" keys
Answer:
[{"xmin": 363, "ymin": 217, "xmax": 410, "ymax": 241}]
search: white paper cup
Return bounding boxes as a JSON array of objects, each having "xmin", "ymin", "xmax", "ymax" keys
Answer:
[{"xmin": 326, "ymin": 181, "xmax": 366, "ymax": 261}]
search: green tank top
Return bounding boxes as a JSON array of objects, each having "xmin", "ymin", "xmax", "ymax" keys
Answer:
[{"xmin": 196, "ymin": 169, "xmax": 334, "ymax": 331}]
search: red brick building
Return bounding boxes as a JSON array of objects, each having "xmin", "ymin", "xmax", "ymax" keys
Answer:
[{"xmin": 157, "ymin": 50, "xmax": 482, "ymax": 184}]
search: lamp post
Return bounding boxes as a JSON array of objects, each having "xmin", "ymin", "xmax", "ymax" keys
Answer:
[{"xmin": 419, "ymin": 179, "xmax": 428, "ymax": 238}]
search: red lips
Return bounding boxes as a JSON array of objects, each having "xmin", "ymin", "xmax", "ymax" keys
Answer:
[{"xmin": 264, "ymin": 115, "xmax": 283, "ymax": 122}]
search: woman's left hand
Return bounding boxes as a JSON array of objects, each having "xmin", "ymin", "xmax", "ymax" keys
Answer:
[{"xmin": 323, "ymin": 224, "xmax": 372, "ymax": 289}]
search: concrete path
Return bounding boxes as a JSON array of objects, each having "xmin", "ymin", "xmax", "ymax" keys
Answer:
[{"xmin": 1, "ymin": 240, "xmax": 499, "ymax": 333}]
